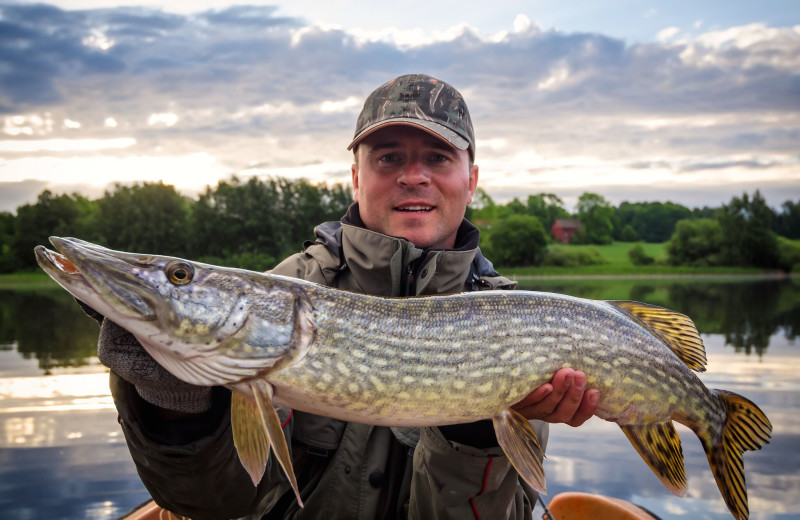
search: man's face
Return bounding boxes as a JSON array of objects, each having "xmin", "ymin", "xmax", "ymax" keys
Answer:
[{"xmin": 351, "ymin": 125, "xmax": 478, "ymax": 250}]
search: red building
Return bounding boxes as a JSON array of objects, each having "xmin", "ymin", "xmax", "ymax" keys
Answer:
[{"xmin": 551, "ymin": 219, "xmax": 583, "ymax": 244}]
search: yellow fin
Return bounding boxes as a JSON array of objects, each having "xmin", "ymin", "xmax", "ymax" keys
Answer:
[
  {"xmin": 620, "ymin": 421, "xmax": 687, "ymax": 497},
  {"xmin": 703, "ymin": 390, "xmax": 772, "ymax": 520},
  {"xmin": 251, "ymin": 380, "xmax": 304, "ymax": 508},
  {"xmin": 492, "ymin": 408, "xmax": 546, "ymax": 494},
  {"xmin": 609, "ymin": 300, "xmax": 707, "ymax": 372},
  {"xmin": 231, "ymin": 391, "xmax": 270, "ymax": 486}
]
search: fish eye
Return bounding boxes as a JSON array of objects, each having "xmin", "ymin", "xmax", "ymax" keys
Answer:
[{"xmin": 166, "ymin": 261, "xmax": 194, "ymax": 285}]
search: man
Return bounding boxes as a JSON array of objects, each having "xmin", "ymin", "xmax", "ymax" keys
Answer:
[{"xmin": 98, "ymin": 74, "xmax": 599, "ymax": 519}]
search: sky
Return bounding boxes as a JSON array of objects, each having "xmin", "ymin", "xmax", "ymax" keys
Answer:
[{"xmin": 1, "ymin": 0, "xmax": 799, "ymax": 214}]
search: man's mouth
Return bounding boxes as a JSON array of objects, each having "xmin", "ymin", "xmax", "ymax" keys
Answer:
[{"xmin": 395, "ymin": 205, "xmax": 434, "ymax": 212}]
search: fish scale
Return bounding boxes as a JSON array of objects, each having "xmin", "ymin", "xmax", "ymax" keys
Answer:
[
  {"xmin": 267, "ymin": 289, "xmax": 702, "ymax": 427},
  {"xmin": 34, "ymin": 237, "xmax": 772, "ymax": 520}
]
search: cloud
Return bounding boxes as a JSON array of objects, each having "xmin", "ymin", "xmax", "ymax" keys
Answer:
[{"xmin": 0, "ymin": 3, "xmax": 797, "ymax": 213}]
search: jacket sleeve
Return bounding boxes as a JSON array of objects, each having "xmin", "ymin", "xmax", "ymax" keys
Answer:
[
  {"xmin": 408, "ymin": 424, "xmax": 548, "ymax": 520},
  {"xmin": 110, "ymin": 372, "xmax": 290, "ymax": 520}
]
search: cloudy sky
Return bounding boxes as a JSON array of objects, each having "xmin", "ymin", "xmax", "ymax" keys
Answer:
[{"xmin": 1, "ymin": 0, "xmax": 798, "ymax": 213}]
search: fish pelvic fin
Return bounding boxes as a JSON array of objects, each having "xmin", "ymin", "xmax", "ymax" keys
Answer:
[
  {"xmin": 231, "ymin": 391, "xmax": 270, "ymax": 486},
  {"xmin": 608, "ymin": 301, "xmax": 707, "ymax": 372},
  {"xmin": 704, "ymin": 390, "xmax": 772, "ymax": 520},
  {"xmin": 492, "ymin": 408, "xmax": 547, "ymax": 494},
  {"xmin": 620, "ymin": 421, "xmax": 687, "ymax": 497},
  {"xmin": 250, "ymin": 380, "xmax": 304, "ymax": 508}
]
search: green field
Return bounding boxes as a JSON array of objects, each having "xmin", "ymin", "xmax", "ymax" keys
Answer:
[
  {"xmin": 500, "ymin": 242, "xmax": 767, "ymax": 278},
  {"xmin": 0, "ymin": 271, "xmax": 60, "ymax": 289}
]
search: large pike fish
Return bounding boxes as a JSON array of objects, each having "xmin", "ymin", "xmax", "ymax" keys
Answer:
[{"xmin": 35, "ymin": 237, "xmax": 771, "ymax": 520}]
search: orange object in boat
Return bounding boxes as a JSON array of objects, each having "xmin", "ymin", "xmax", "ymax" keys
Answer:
[{"xmin": 545, "ymin": 492, "xmax": 660, "ymax": 520}]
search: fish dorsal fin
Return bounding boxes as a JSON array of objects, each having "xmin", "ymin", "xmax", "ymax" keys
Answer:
[
  {"xmin": 250, "ymin": 380, "xmax": 304, "ymax": 507},
  {"xmin": 492, "ymin": 408, "xmax": 547, "ymax": 494},
  {"xmin": 608, "ymin": 301, "xmax": 707, "ymax": 372},
  {"xmin": 231, "ymin": 391, "xmax": 270, "ymax": 485},
  {"xmin": 620, "ymin": 422, "xmax": 687, "ymax": 497}
]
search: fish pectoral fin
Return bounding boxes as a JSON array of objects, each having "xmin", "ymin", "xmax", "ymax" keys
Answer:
[
  {"xmin": 608, "ymin": 301, "xmax": 707, "ymax": 372},
  {"xmin": 231, "ymin": 391, "xmax": 270, "ymax": 486},
  {"xmin": 492, "ymin": 409, "xmax": 547, "ymax": 494},
  {"xmin": 620, "ymin": 421, "xmax": 687, "ymax": 497},
  {"xmin": 251, "ymin": 380, "xmax": 304, "ymax": 508}
]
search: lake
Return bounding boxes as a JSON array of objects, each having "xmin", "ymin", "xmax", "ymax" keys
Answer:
[{"xmin": 0, "ymin": 276, "xmax": 798, "ymax": 519}]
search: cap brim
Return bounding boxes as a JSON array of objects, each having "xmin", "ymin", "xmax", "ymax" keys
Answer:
[{"xmin": 347, "ymin": 118, "xmax": 469, "ymax": 152}]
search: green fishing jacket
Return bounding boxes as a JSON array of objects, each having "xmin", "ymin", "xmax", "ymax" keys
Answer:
[{"xmin": 111, "ymin": 205, "xmax": 548, "ymax": 520}]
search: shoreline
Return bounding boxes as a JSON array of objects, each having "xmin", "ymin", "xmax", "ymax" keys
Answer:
[
  {"xmin": 506, "ymin": 271, "xmax": 796, "ymax": 281},
  {"xmin": 2, "ymin": 270, "xmax": 796, "ymax": 287}
]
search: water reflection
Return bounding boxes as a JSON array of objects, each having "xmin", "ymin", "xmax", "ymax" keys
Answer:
[
  {"xmin": 0, "ymin": 289, "xmax": 99, "ymax": 374},
  {"xmin": 2, "ymin": 277, "xmax": 798, "ymax": 373},
  {"xmin": 1, "ymin": 277, "xmax": 798, "ymax": 519},
  {"xmin": 519, "ymin": 276, "xmax": 800, "ymax": 357}
]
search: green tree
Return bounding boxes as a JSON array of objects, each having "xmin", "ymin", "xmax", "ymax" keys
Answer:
[
  {"xmin": 487, "ymin": 214, "xmax": 548, "ymax": 267},
  {"xmin": 526, "ymin": 193, "xmax": 570, "ymax": 232},
  {"xmin": 496, "ymin": 197, "xmax": 527, "ymax": 218},
  {"xmin": 666, "ymin": 218, "xmax": 723, "ymax": 266},
  {"xmin": 467, "ymin": 187, "xmax": 497, "ymax": 222},
  {"xmin": 619, "ymin": 224, "xmax": 639, "ymax": 242},
  {"xmin": 574, "ymin": 192, "xmax": 614, "ymax": 245},
  {"xmin": 628, "ymin": 243, "xmax": 655, "ymax": 266},
  {"xmin": 10, "ymin": 191, "xmax": 99, "ymax": 270},
  {"xmin": 0, "ymin": 211, "xmax": 16, "ymax": 272},
  {"xmin": 97, "ymin": 182, "xmax": 192, "ymax": 256},
  {"xmin": 615, "ymin": 201, "xmax": 693, "ymax": 242},
  {"xmin": 774, "ymin": 200, "xmax": 800, "ymax": 239},
  {"xmin": 718, "ymin": 191, "xmax": 779, "ymax": 268},
  {"xmin": 189, "ymin": 177, "xmax": 351, "ymax": 268}
]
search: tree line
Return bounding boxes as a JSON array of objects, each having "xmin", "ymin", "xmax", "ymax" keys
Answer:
[
  {"xmin": 1, "ymin": 178, "xmax": 799, "ymax": 273},
  {"xmin": 0, "ymin": 177, "xmax": 352, "ymax": 273},
  {"xmin": 468, "ymin": 190, "xmax": 800, "ymax": 270}
]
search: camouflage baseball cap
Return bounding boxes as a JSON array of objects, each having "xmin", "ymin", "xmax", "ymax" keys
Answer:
[{"xmin": 347, "ymin": 74, "xmax": 475, "ymax": 161}]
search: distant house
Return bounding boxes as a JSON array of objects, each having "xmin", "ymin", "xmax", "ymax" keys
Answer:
[{"xmin": 551, "ymin": 219, "xmax": 583, "ymax": 244}]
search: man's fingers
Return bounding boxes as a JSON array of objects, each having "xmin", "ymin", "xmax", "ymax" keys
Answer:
[
  {"xmin": 512, "ymin": 368, "xmax": 599, "ymax": 427},
  {"xmin": 544, "ymin": 370, "xmax": 585, "ymax": 423},
  {"xmin": 568, "ymin": 389, "xmax": 600, "ymax": 427}
]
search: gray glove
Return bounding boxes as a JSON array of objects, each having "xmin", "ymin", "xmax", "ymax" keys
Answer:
[{"xmin": 98, "ymin": 320, "xmax": 213, "ymax": 414}]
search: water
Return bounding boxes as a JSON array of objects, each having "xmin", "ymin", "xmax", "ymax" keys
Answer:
[{"xmin": 0, "ymin": 276, "xmax": 798, "ymax": 519}]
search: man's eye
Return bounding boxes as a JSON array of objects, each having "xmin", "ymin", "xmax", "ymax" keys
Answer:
[
  {"xmin": 429, "ymin": 153, "xmax": 448, "ymax": 163},
  {"xmin": 379, "ymin": 153, "xmax": 400, "ymax": 163}
]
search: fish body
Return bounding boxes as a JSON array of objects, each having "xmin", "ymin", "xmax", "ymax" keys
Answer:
[{"xmin": 34, "ymin": 237, "xmax": 772, "ymax": 520}]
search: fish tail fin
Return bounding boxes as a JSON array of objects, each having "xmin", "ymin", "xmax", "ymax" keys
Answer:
[
  {"xmin": 493, "ymin": 408, "xmax": 547, "ymax": 494},
  {"xmin": 620, "ymin": 421, "xmax": 687, "ymax": 497},
  {"xmin": 703, "ymin": 390, "xmax": 772, "ymax": 520}
]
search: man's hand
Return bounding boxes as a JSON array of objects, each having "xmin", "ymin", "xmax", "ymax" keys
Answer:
[
  {"xmin": 511, "ymin": 368, "xmax": 599, "ymax": 427},
  {"xmin": 98, "ymin": 319, "xmax": 213, "ymax": 415}
]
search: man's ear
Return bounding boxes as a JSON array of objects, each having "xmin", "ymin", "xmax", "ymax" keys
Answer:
[
  {"xmin": 466, "ymin": 163, "xmax": 479, "ymax": 204},
  {"xmin": 351, "ymin": 163, "xmax": 359, "ymax": 202}
]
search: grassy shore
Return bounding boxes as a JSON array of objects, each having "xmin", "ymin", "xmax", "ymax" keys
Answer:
[
  {"xmin": 0, "ymin": 271, "xmax": 60, "ymax": 289},
  {"xmin": 500, "ymin": 242, "xmax": 773, "ymax": 278}
]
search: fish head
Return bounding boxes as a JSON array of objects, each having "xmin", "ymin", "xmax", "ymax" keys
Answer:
[{"xmin": 35, "ymin": 237, "xmax": 300, "ymax": 385}]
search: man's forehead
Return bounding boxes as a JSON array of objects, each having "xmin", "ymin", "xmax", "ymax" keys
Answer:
[{"xmin": 359, "ymin": 124, "xmax": 457, "ymax": 151}]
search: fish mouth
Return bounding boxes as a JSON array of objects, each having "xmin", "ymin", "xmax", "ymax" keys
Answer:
[{"xmin": 35, "ymin": 237, "xmax": 157, "ymax": 321}]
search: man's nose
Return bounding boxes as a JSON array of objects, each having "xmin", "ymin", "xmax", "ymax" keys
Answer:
[{"xmin": 397, "ymin": 160, "xmax": 431, "ymax": 186}]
